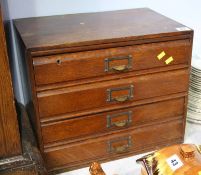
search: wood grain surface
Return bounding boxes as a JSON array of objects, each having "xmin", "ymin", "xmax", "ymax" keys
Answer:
[
  {"xmin": 14, "ymin": 8, "xmax": 192, "ymax": 51},
  {"xmin": 0, "ymin": 5, "xmax": 21, "ymax": 158},
  {"xmin": 13, "ymin": 8, "xmax": 193, "ymax": 173},
  {"xmin": 41, "ymin": 97, "xmax": 184, "ymax": 145},
  {"xmin": 1, "ymin": 169, "xmax": 37, "ymax": 175},
  {"xmin": 37, "ymin": 69, "xmax": 189, "ymax": 118},
  {"xmin": 44, "ymin": 119, "xmax": 183, "ymax": 172},
  {"xmin": 33, "ymin": 39, "xmax": 191, "ymax": 85}
]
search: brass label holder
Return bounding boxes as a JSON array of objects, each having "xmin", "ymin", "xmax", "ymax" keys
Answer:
[
  {"xmin": 104, "ymin": 55, "xmax": 133, "ymax": 72},
  {"xmin": 107, "ymin": 136, "xmax": 132, "ymax": 154},
  {"xmin": 107, "ymin": 111, "xmax": 132, "ymax": 128},
  {"xmin": 106, "ymin": 85, "xmax": 134, "ymax": 102}
]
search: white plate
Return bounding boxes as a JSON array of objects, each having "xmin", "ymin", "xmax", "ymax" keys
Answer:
[{"xmin": 192, "ymin": 55, "xmax": 201, "ymax": 70}]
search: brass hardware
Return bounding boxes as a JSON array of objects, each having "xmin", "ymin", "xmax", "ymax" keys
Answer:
[
  {"xmin": 114, "ymin": 145, "xmax": 128, "ymax": 153},
  {"xmin": 108, "ymin": 136, "xmax": 132, "ymax": 154},
  {"xmin": 112, "ymin": 65, "xmax": 127, "ymax": 72},
  {"xmin": 113, "ymin": 121, "xmax": 127, "ymax": 127},
  {"xmin": 107, "ymin": 111, "xmax": 132, "ymax": 128},
  {"xmin": 113, "ymin": 96, "xmax": 128, "ymax": 102},
  {"xmin": 107, "ymin": 85, "xmax": 134, "ymax": 102},
  {"xmin": 104, "ymin": 55, "xmax": 132, "ymax": 72}
]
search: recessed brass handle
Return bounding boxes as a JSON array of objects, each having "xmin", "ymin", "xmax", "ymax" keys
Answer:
[
  {"xmin": 105, "ymin": 55, "xmax": 132, "ymax": 72},
  {"xmin": 113, "ymin": 96, "xmax": 129, "ymax": 102},
  {"xmin": 108, "ymin": 136, "xmax": 132, "ymax": 154},
  {"xmin": 112, "ymin": 65, "xmax": 128, "ymax": 72},
  {"xmin": 107, "ymin": 85, "xmax": 134, "ymax": 102},
  {"xmin": 107, "ymin": 111, "xmax": 132, "ymax": 129},
  {"xmin": 114, "ymin": 145, "xmax": 129, "ymax": 153},
  {"xmin": 113, "ymin": 120, "xmax": 127, "ymax": 127}
]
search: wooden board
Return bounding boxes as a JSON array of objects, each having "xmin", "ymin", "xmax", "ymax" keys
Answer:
[
  {"xmin": 33, "ymin": 39, "xmax": 191, "ymax": 85},
  {"xmin": 14, "ymin": 8, "xmax": 192, "ymax": 51},
  {"xmin": 0, "ymin": 4, "xmax": 21, "ymax": 158}
]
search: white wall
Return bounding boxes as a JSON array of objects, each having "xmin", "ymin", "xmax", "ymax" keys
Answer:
[
  {"xmin": 5, "ymin": 0, "xmax": 201, "ymax": 104},
  {"xmin": 7, "ymin": 0, "xmax": 201, "ymax": 53}
]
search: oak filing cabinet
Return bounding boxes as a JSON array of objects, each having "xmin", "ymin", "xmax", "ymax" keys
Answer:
[{"xmin": 14, "ymin": 8, "xmax": 193, "ymax": 174}]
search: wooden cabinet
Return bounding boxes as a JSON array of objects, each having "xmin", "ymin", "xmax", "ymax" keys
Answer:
[{"xmin": 14, "ymin": 8, "xmax": 193, "ymax": 173}]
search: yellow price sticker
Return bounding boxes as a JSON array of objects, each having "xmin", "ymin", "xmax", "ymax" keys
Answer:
[{"xmin": 157, "ymin": 51, "xmax": 166, "ymax": 60}]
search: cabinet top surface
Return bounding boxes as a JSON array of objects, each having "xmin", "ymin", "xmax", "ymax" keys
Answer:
[{"xmin": 14, "ymin": 8, "xmax": 192, "ymax": 51}]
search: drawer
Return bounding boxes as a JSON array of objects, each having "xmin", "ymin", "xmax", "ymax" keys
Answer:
[
  {"xmin": 33, "ymin": 39, "xmax": 191, "ymax": 85},
  {"xmin": 41, "ymin": 97, "xmax": 184, "ymax": 144},
  {"xmin": 37, "ymin": 69, "xmax": 189, "ymax": 118},
  {"xmin": 44, "ymin": 119, "xmax": 183, "ymax": 171}
]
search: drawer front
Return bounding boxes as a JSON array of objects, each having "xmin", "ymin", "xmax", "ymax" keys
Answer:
[
  {"xmin": 38, "ymin": 69, "xmax": 189, "ymax": 118},
  {"xmin": 33, "ymin": 40, "xmax": 191, "ymax": 85},
  {"xmin": 42, "ymin": 98, "xmax": 184, "ymax": 144},
  {"xmin": 44, "ymin": 119, "xmax": 183, "ymax": 170}
]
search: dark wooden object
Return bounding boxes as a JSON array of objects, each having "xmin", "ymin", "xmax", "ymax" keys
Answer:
[
  {"xmin": 14, "ymin": 8, "xmax": 193, "ymax": 174},
  {"xmin": 0, "ymin": 5, "xmax": 21, "ymax": 158},
  {"xmin": 0, "ymin": 2, "xmax": 47, "ymax": 175},
  {"xmin": 0, "ymin": 104, "xmax": 47, "ymax": 175}
]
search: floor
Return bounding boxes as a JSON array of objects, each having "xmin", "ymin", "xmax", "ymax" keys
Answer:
[{"xmin": 60, "ymin": 121, "xmax": 201, "ymax": 175}]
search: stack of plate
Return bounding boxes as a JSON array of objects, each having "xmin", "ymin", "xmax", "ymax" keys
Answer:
[{"xmin": 187, "ymin": 55, "xmax": 201, "ymax": 124}]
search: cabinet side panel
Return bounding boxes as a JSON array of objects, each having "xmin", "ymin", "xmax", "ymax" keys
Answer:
[{"xmin": 0, "ymin": 5, "xmax": 21, "ymax": 158}]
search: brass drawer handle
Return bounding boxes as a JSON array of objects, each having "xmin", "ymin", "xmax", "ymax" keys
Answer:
[
  {"xmin": 112, "ymin": 65, "xmax": 128, "ymax": 72},
  {"xmin": 105, "ymin": 55, "xmax": 132, "ymax": 72},
  {"xmin": 114, "ymin": 145, "xmax": 129, "ymax": 153},
  {"xmin": 108, "ymin": 136, "xmax": 132, "ymax": 154},
  {"xmin": 113, "ymin": 120, "xmax": 127, "ymax": 127},
  {"xmin": 113, "ymin": 95, "xmax": 128, "ymax": 102},
  {"xmin": 107, "ymin": 111, "xmax": 132, "ymax": 128},
  {"xmin": 107, "ymin": 85, "xmax": 134, "ymax": 102}
]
